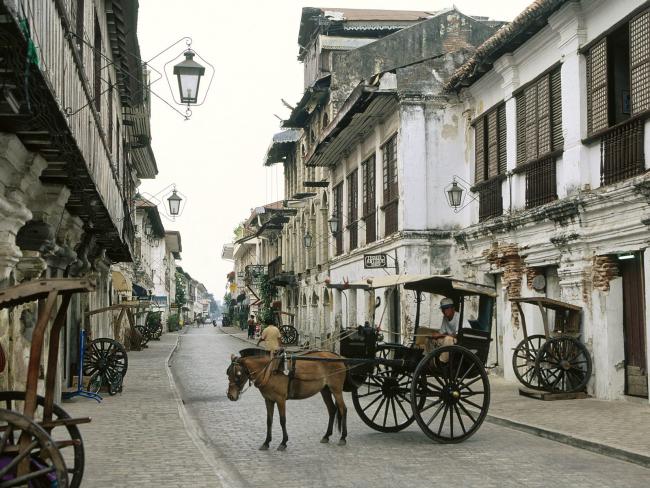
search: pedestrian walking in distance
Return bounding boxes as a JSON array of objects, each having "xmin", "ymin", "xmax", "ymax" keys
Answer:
[{"xmin": 247, "ymin": 315, "xmax": 256, "ymax": 339}]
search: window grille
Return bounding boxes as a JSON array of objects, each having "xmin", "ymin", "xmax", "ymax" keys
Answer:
[
  {"xmin": 525, "ymin": 157, "xmax": 557, "ymax": 208},
  {"xmin": 601, "ymin": 118, "xmax": 645, "ymax": 185},
  {"xmin": 477, "ymin": 178, "xmax": 503, "ymax": 222}
]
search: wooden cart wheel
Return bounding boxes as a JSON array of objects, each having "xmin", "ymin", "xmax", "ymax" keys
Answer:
[
  {"xmin": 535, "ymin": 336, "xmax": 592, "ymax": 393},
  {"xmin": 83, "ymin": 338, "xmax": 128, "ymax": 390},
  {"xmin": 512, "ymin": 335, "xmax": 547, "ymax": 390},
  {"xmin": 0, "ymin": 408, "xmax": 68, "ymax": 488},
  {"xmin": 410, "ymin": 345, "xmax": 490, "ymax": 444},
  {"xmin": 352, "ymin": 347, "xmax": 419, "ymax": 433},
  {"xmin": 135, "ymin": 326, "xmax": 151, "ymax": 348},
  {"xmin": 280, "ymin": 326, "xmax": 298, "ymax": 345},
  {"xmin": 0, "ymin": 392, "xmax": 83, "ymax": 488},
  {"xmin": 150, "ymin": 323, "xmax": 163, "ymax": 340}
]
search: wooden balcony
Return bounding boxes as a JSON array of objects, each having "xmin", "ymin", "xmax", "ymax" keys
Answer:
[{"xmin": 0, "ymin": 1, "xmax": 146, "ymax": 261}]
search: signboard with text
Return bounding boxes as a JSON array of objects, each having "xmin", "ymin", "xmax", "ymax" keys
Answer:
[{"xmin": 364, "ymin": 253, "xmax": 388, "ymax": 269}]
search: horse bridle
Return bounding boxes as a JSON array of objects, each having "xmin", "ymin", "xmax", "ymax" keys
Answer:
[{"xmin": 227, "ymin": 359, "xmax": 251, "ymax": 396}]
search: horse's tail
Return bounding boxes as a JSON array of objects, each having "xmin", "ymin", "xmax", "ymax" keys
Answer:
[{"xmin": 336, "ymin": 407, "xmax": 342, "ymax": 433}]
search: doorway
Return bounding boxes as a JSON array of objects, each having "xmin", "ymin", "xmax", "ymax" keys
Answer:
[{"xmin": 620, "ymin": 253, "xmax": 647, "ymax": 397}]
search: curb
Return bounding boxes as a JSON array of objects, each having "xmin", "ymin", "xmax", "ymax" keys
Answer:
[
  {"xmin": 165, "ymin": 333, "xmax": 246, "ymax": 488},
  {"xmin": 485, "ymin": 414, "xmax": 650, "ymax": 469}
]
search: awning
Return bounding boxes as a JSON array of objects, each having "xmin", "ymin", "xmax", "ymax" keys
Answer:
[
  {"xmin": 111, "ymin": 271, "xmax": 132, "ymax": 293},
  {"xmin": 132, "ymin": 283, "xmax": 148, "ymax": 297}
]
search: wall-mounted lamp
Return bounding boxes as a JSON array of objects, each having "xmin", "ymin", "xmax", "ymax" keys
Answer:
[
  {"xmin": 328, "ymin": 214, "xmax": 339, "ymax": 235},
  {"xmin": 303, "ymin": 231, "xmax": 313, "ymax": 248}
]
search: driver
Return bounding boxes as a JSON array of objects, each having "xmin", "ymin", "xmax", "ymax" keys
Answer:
[{"xmin": 431, "ymin": 298, "xmax": 464, "ymax": 359}]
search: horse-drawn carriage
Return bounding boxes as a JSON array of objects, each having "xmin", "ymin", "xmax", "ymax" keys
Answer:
[
  {"xmin": 228, "ymin": 275, "xmax": 496, "ymax": 446},
  {"xmin": 336, "ymin": 275, "xmax": 495, "ymax": 443}
]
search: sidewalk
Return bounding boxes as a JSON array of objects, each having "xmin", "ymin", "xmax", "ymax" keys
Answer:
[
  {"xmin": 221, "ymin": 326, "xmax": 650, "ymax": 467},
  {"xmin": 63, "ymin": 331, "xmax": 225, "ymax": 487},
  {"xmin": 487, "ymin": 378, "xmax": 650, "ymax": 468}
]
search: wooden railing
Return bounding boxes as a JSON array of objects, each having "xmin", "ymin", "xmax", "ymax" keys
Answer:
[
  {"xmin": 601, "ymin": 117, "xmax": 645, "ymax": 186},
  {"xmin": 525, "ymin": 157, "xmax": 557, "ymax": 209},
  {"xmin": 477, "ymin": 178, "xmax": 503, "ymax": 222}
]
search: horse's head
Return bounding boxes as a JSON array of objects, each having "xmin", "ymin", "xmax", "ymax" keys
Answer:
[{"xmin": 226, "ymin": 354, "xmax": 249, "ymax": 401}]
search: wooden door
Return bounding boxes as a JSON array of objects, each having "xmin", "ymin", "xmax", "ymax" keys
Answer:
[{"xmin": 621, "ymin": 255, "xmax": 647, "ymax": 397}]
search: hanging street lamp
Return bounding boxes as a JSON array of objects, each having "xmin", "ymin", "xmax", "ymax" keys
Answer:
[
  {"xmin": 167, "ymin": 189, "xmax": 182, "ymax": 216},
  {"xmin": 328, "ymin": 213, "xmax": 339, "ymax": 235},
  {"xmin": 303, "ymin": 231, "xmax": 313, "ymax": 248},
  {"xmin": 173, "ymin": 51, "xmax": 206, "ymax": 104},
  {"xmin": 446, "ymin": 180, "xmax": 464, "ymax": 209}
]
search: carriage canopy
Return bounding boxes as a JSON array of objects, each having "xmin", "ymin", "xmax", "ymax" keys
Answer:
[{"xmin": 344, "ymin": 274, "xmax": 496, "ymax": 299}]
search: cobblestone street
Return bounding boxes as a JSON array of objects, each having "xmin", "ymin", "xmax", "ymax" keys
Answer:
[{"xmin": 170, "ymin": 327, "xmax": 650, "ymax": 488}]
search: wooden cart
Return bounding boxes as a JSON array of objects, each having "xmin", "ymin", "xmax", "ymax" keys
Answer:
[
  {"xmin": 0, "ymin": 278, "xmax": 96, "ymax": 488},
  {"xmin": 510, "ymin": 297, "xmax": 592, "ymax": 396}
]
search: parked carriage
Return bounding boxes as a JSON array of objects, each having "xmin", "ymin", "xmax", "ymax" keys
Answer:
[
  {"xmin": 324, "ymin": 275, "xmax": 496, "ymax": 443},
  {"xmin": 510, "ymin": 297, "xmax": 592, "ymax": 394},
  {"xmin": 0, "ymin": 278, "xmax": 96, "ymax": 488}
]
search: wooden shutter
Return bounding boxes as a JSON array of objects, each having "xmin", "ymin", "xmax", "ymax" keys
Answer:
[
  {"xmin": 486, "ymin": 111, "xmax": 499, "ymax": 178},
  {"xmin": 389, "ymin": 137, "xmax": 398, "ymax": 200},
  {"xmin": 516, "ymin": 93, "xmax": 526, "ymax": 166},
  {"xmin": 537, "ymin": 75, "xmax": 551, "ymax": 155},
  {"xmin": 587, "ymin": 38, "xmax": 609, "ymax": 133},
  {"xmin": 474, "ymin": 118, "xmax": 485, "ymax": 182},
  {"xmin": 525, "ymin": 85, "xmax": 539, "ymax": 162},
  {"xmin": 497, "ymin": 104, "xmax": 507, "ymax": 175},
  {"xmin": 630, "ymin": 9, "xmax": 650, "ymax": 115},
  {"xmin": 550, "ymin": 68, "xmax": 563, "ymax": 151}
]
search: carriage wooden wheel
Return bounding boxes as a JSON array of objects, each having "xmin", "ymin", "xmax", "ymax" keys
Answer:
[
  {"xmin": 512, "ymin": 334, "xmax": 547, "ymax": 390},
  {"xmin": 280, "ymin": 325, "xmax": 298, "ymax": 345},
  {"xmin": 0, "ymin": 392, "xmax": 87, "ymax": 488},
  {"xmin": 0, "ymin": 278, "xmax": 96, "ymax": 488},
  {"xmin": 535, "ymin": 337, "xmax": 592, "ymax": 393},
  {"xmin": 0, "ymin": 408, "xmax": 69, "ymax": 487},
  {"xmin": 83, "ymin": 338, "xmax": 128, "ymax": 394},
  {"xmin": 352, "ymin": 345, "xmax": 422, "ymax": 433},
  {"xmin": 410, "ymin": 345, "xmax": 490, "ymax": 443}
]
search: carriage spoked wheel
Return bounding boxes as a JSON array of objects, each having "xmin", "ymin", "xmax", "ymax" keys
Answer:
[
  {"xmin": 512, "ymin": 335, "xmax": 547, "ymax": 390},
  {"xmin": 0, "ymin": 408, "xmax": 69, "ymax": 488},
  {"xmin": 150, "ymin": 323, "xmax": 163, "ymax": 341},
  {"xmin": 535, "ymin": 336, "xmax": 592, "ymax": 393},
  {"xmin": 135, "ymin": 326, "xmax": 151, "ymax": 348},
  {"xmin": 410, "ymin": 345, "xmax": 490, "ymax": 443},
  {"xmin": 280, "ymin": 326, "xmax": 298, "ymax": 345},
  {"xmin": 0, "ymin": 392, "xmax": 83, "ymax": 488},
  {"xmin": 83, "ymin": 338, "xmax": 128, "ymax": 393},
  {"xmin": 352, "ymin": 347, "xmax": 420, "ymax": 433}
]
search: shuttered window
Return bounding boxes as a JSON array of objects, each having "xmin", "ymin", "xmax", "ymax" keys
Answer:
[
  {"xmin": 586, "ymin": 8, "xmax": 648, "ymax": 185},
  {"xmin": 630, "ymin": 10, "xmax": 650, "ymax": 114},
  {"xmin": 333, "ymin": 183, "xmax": 343, "ymax": 256},
  {"xmin": 474, "ymin": 103, "xmax": 506, "ymax": 220},
  {"xmin": 382, "ymin": 134, "xmax": 398, "ymax": 235},
  {"xmin": 515, "ymin": 67, "xmax": 562, "ymax": 208},
  {"xmin": 362, "ymin": 156, "xmax": 376, "ymax": 244},
  {"xmin": 347, "ymin": 170, "xmax": 358, "ymax": 251}
]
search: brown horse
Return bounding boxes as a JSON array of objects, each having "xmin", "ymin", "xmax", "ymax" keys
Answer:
[{"xmin": 226, "ymin": 349, "xmax": 348, "ymax": 450}]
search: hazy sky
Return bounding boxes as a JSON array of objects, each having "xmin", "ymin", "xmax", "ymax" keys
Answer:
[{"xmin": 137, "ymin": 0, "xmax": 531, "ymax": 299}]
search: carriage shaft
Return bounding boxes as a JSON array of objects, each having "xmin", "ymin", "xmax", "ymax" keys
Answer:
[{"xmin": 289, "ymin": 355, "xmax": 406, "ymax": 368}]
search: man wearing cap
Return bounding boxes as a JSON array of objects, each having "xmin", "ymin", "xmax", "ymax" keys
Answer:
[{"xmin": 431, "ymin": 298, "xmax": 462, "ymax": 359}]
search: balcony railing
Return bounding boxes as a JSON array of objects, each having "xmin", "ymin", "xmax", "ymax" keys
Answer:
[
  {"xmin": 601, "ymin": 117, "xmax": 645, "ymax": 186},
  {"xmin": 525, "ymin": 157, "xmax": 557, "ymax": 209},
  {"xmin": 477, "ymin": 177, "xmax": 503, "ymax": 222}
]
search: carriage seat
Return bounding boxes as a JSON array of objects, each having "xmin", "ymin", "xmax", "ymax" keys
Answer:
[{"xmin": 456, "ymin": 329, "xmax": 491, "ymax": 365}]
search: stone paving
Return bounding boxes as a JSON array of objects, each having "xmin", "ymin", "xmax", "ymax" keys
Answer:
[
  {"xmin": 222, "ymin": 325, "xmax": 650, "ymax": 464},
  {"xmin": 63, "ymin": 332, "xmax": 225, "ymax": 487},
  {"xmin": 172, "ymin": 327, "xmax": 650, "ymax": 488}
]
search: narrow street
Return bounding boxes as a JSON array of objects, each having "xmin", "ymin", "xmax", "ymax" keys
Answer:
[{"xmin": 171, "ymin": 328, "xmax": 650, "ymax": 488}]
